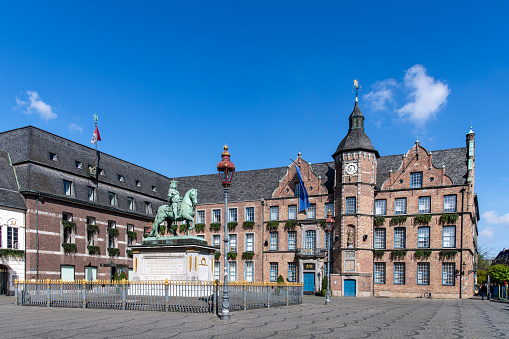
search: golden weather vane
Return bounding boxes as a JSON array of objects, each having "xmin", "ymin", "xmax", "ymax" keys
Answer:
[{"xmin": 353, "ymin": 79, "xmax": 361, "ymax": 98}]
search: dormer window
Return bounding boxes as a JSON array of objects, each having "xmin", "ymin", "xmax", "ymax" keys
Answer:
[
  {"xmin": 152, "ymin": 186, "xmax": 157, "ymax": 192},
  {"xmin": 98, "ymin": 168, "xmax": 104, "ymax": 176},
  {"xmin": 118, "ymin": 174, "xmax": 124, "ymax": 182},
  {"xmin": 136, "ymin": 180, "xmax": 141, "ymax": 187},
  {"xmin": 75, "ymin": 161, "xmax": 82, "ymax": 169},
  {"xmin": 49, "ymin": 153, "xmax": 58, "ymax": 161}
]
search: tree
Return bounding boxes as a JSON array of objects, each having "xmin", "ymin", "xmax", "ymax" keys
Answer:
[
  {"xmin": 477, "ymin": 244, "xmax": 494, "ymax": 272},
  {"xmin": 477, "ymin": 269, "xmax": 487, "ymax": 285},
  {"xmin": 321, "ymin": 276, "xmax": 328, "ymax": 296},
  {"xmin": 277, "ymin": 274, "xmax": 285, "ymax": 284},
  {"xmin": 488, "ymin": 265, "xmax": 509, "ymax": 284}
]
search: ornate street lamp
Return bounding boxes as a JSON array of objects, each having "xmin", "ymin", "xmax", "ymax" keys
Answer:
[
  {"xmin": 217, "ymin": 145, "xmax": 235, "ymax": 320},
  {"xmin": 324, "ymin": 209, "xmax": 334, "ymax": 305}
]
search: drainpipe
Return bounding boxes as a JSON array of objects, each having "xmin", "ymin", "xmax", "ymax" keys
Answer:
[
  {"xmin": 459, "ymin": 188, "xmax": 465, "ymax": 299},
  {"xmin": 36, "ymin": 194, "xmax": 41, "ymax": 280}
]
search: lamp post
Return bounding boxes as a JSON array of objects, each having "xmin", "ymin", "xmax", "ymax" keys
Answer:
[
  {"xmin": 217, "ymin": 145, "xmax": 235, "ymax": 320},
  {"xmin": 325, "ymin": 209, "xmax": 334, "ymax": 305}
]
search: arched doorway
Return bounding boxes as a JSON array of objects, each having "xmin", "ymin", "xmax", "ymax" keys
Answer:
[{"xmin": 0, "ymin": 265, "xmax": 9, "ymax": 295}]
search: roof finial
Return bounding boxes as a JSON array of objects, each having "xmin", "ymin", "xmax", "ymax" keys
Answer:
[
  {"xmin": 93, "ymin": 113, "xmax": 99, "ymax": 123},
  {"xmin": 416, "ymin": 135, "xmax": 419, "ymax": 143},
  {"xmin": 298, "ymin": 149, "xmax": 302, "ymax": 156},
  {"xmin": 353, "ymin": 79, "xmax": 361, "ymax": 101},
  {"xmin": 468, "ymin": 124, "xmax": 474, "ymax": 134}
]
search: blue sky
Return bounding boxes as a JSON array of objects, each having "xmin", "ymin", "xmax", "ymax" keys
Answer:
[{"xmin": 1, "ymin": 1, "xmax": 508, "ymax": 255}]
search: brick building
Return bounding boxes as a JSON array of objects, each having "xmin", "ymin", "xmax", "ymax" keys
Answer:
[{"xmin": 0, "ymin": 96, "xmax": 479, "ymax": 298}]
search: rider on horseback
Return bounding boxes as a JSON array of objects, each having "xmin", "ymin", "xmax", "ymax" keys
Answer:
[{"xmin": 167, "ymin": 180, "xmax": 182, "ymax": 219}]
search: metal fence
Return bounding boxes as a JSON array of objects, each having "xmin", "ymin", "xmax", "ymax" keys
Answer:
[{"xmin": 15, "ymin": 280, "xmax": 303, "ymax": 313}]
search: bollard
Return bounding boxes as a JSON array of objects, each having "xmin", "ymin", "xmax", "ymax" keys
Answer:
[
  {"xmin": 286, "ymin": 283, "xmax": 289, "ymax": 306},
  {"xmin": 46, "ymin": 279, "xmax": 51, "ymax": 307},
  {"xmin": 82, "ymin": 280, "xmax": 87, "ymax": 309},
  {"xmin": 243, "ymin": 285, "xmax": 247, "ymax": 311},
  {"xmin": 213, "ymin": 281, "xmax": 218, "ymax": 315},
  {"xmin": 267, "ymin": 286, "xmax": 270, "ymax": 308},
  {"xmin": 164, "ymin": 279, "xmax": 169, "ymax": 312},
  {"xmin": 121, "ymin": 280, "xmax": 126, "ymax": 310},
  {"xmin": 14, "ymin": 279, "xmax": 18, "ymax": 306}
]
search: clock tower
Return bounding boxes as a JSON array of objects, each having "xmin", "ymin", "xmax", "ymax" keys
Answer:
[{"xmin": 331, "ymin": 83, "xmax": 379, "ymax": 297}]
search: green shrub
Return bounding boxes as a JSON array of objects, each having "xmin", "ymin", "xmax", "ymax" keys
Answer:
[
  {"xmin": 0, "ymin": 249, "xmax": 25, "ymax": 259},
  {"xmin": 414, "ymin": 249, "xmax": 432, "ymax": 260},
  {"xmin": 158, "ymin": 225, "xmax": 167, "ymax": 235},
  {"xmin": 179, "ymin": 224, "xmax": 187, "ymax": 233},
  {"xmin": 321, "ymin": 275, "xmax": 328, "ymax": 296},
  {"xmin": 373, "ymin": 250, "xmax": 385, "ymax": 259},
  {"xmin": 119, "ymin": 271, "xmax": 127, "ymax": 281},
  {"xmin": 62, "ymin": 243, "xmax": 77, "ymax": 254},
  {"xmin": 87, "ymin": 245, "xmax": 100, "ymax": 255},
  {"xmin": 227, "ymin": 252, "xmax": 237, "ymax": 260},
  {"xmin": 62, "ymin": 220, "xmax": 76, "ymax": 229},
  {"xmin": 126, "ymin": 249, "xmax": 133, "ymax": 257},
  {"xmin": 414, "ymin": 214, "xmax": 432, "ymax": 224},
  {"xmin": 374, "ymin": 217, "xmax": 385, "ymax": 226},
  {"xmin": 439, "ymin": 250, "xmax": 457, "ymax": 260},
  {"xmin": 228, "ymin": 222, "xmax": 238, "ymax": 230},
  {"xmin": 242, "ymin": 252, "xmax": 254, "ymax": 260},
  {"xmin": 390, "ymin": 216, "xmax": 407, "ymax": 225},
  {"xmin": 87, "ymin": 224, "xmax": 99, "ymax": 232},
  {"xmin": 108, "ymin": 247, "xmax": 120, "ymax": 256},
  {"xmin": 390, "ymin": 250, "xmax": 407, "ymax": 260},
  {"xmin": 320, "ymin": 219, "xmax": 327, "ymax": 228},
  {"xmin": 267, "ymin": 221, "xmax": 279, "ymax": 230},
  {"xmin": 126, "ymin": 231, "xmax": 137, "ymax": 239},
  {"xmin": 210, "ymin": 223, "xmax": 221, "ymax": 231},
  {"xmin": 242, "ymin": 221, "xmax": 255, "ymax": 229},
  {"xmin": 440, "ymin": 213, "xmax": 459, "ymax": 224},
  {"xmin": 284, "ymin": 220, "xmax": 298, "ymax": 230},
  {"xmin": 107, "ymin": 228, "xmax": 119, "ymax": 237},
  {"xmin": 195, "ymin": 223, "xmax": 205, "ymax": 232},
  {"xmin": 277, "ymin": 274, "xmax": 285, "ymax": 284},
  {"xmin": 214, "ymin": 252, "xmax": 221, "ymax": 260}
]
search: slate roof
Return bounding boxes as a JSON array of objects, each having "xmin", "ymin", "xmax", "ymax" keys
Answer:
[
  {"xmin": 333, "ymin": 101, "xmax": 379, "ymax": 157},
  {"xmin": 0, "ymin": 151, "xmax": 26, "ymax": 210},
  {"xmin": 0, "ymin": 126, "xmax": 468, "ymax": 208},
  {"xmin": 376, "ymin": 148, "xmax": 469, "ymax": 188}
]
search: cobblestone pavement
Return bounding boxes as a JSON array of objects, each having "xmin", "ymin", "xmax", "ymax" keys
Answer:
[{"xmin": 0, "ymin": 295, "xmax": 507, "ymax": 338}]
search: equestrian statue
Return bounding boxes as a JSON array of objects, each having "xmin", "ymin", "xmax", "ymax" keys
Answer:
[{"xmin": 147, "ymin": 180, "xmax": 198, "ymax": 237}]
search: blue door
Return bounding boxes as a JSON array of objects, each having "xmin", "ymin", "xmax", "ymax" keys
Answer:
[
  {"xmin": 344, "ymin": 279, "xmax": 356, "ymax": 297},
  {"xmin": 303, "ymin": 272, "xmax": 315, "ymax": 292}
]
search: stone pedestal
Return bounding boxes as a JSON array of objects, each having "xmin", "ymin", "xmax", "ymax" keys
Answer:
[{"xmin": 130, "ymin": 236, "xmax": 217, "ymax": 282}]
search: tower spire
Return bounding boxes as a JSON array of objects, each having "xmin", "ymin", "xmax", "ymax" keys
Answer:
[{"xmin": 353, "ymin": 79, "xmax": 361, "ymax": 102}]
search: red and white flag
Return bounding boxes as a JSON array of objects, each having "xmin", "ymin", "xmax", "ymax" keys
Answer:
[{"xmin": 91, "ymin": 125, "xmax": 101, "ymax": 144}]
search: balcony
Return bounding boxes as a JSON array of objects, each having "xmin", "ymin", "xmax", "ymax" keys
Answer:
[{"xmin": 295, "ymin": 248, "xmax": 327, "ymax": 258}]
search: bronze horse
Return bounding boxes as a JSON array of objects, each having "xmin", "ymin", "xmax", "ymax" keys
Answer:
[{"xmin": 148, "ymin": 188, "xmax": 197, "ymax": 237}]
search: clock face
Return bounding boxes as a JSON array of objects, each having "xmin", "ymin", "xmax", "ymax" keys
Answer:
[{"xmin": 345, "ymin": 163, "xmax": 357, "ymax": 175}]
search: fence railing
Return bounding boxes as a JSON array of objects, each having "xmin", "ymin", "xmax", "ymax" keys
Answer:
[{"xmin": 15, "ymin": 279, "xmax": 303, "ymax": 313}]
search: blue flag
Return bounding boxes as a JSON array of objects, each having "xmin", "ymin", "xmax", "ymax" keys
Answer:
[{"xmin": 295, "ymin": 166, "xmax": 310, "ymax": 212}]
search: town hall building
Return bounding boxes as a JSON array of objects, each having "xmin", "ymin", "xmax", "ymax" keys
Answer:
[{"xmin": 0, "ymin": 96, "xmax": 479, "ymax": 298}]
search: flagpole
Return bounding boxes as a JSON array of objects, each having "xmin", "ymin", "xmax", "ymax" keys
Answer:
[{"xmin": 94, "ymin": 113, "xmax": 98, "ymax": 169}]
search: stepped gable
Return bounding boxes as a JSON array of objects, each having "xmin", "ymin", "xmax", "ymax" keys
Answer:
[{"xmin": 376, "ymin": 147, "xmax": 468, "ymax": 188}]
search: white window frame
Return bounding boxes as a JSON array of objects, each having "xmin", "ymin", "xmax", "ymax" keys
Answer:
[
  {"xmin": 228, "ymin": 261, "xmax": 237, "ymax": 282},
  {"xmin": 394, "ymin": 263, "xmax": 405, "ymax": 285},
  {"xmin": 374, "ymin": 228, "xmax": 386, "ymax": 249},
  {"xmin": 288, "ymin": 262, "xmax": 297, "ymax": 282},
  {"xmin": 63, "ymin": 180, "xmax": 72, "ymax": 196},
  {"xmin": 306, "ymin": 204, "xmax": 316, "ymax": 219},
  {"xmin": 270, "ymin": 231, "xmax": 278, "ymax": 251},
  {"xmin": 270, "ymin": 206, "xmax": 279, "ymax": 221},
  {"xmin": 418, "ymin": 263, "xmax": 430, "ymax": 285},
  {"xmin": 374, "ymin": 263, "xmax": 385, "ymax": 284},
  {"xmin": 245, "ymin": 261, "xmax": 254, "ymax": 282},
  {"xmin": 288, "ymin": 231, "xmax": 297, "ymax": 251},
  {"xmin": 196, "ymin": 210, "xmax": 205, "ymax": 224},
  {"xmin": 229, "ymin": 208, "xmax": 237, "ymax": 222},
  {"xmin": 214, "ymin": 261, "xmax": 220, "ymax": 281},
  {"xmin": 443, "ymin": 226, "xmax": 456, "ymax": 248},
  {"xmin": 212, "ymin": 234, "xmax": 221, "ymax": 248},
  {"xmin": 245, "ymin": 233, "xmax": 254, "ymax": 252},
  {"xmin": 394, "ymin": 227, "xmax": 406, "ymax": 249},
  {"xmin": 270, "ymin": 262, "xmax": 278, "ymax": 282},
  {"xmin": 128, "ymin": 197, "xmax": 135, "ymax": 210},
  {"xmin": 394, "ymin": 198, "xmax": 407, "ymax": 215},
  {"xmin": 288, "ymin": 205, "xmax": 297, "ymax": 220},
  {"xmin": 245, "ymin": 207, "xmax": 255, "ymax": 222},
  {"xmin": 443, "ymin": 195, "xmax": 457, "ymax": 212},
  {"xmin": 229, "ymin": 234, "xmax": 237, "ymax": 252},
  {"xmin": 213, "ymin": 209, "xmax": 221, "ymax": 223},
  {"xmin": 375, "ymin": 199, "xmax": 387, "ymax": 215},
  {"xmin": 108, "ymin": 192, "xmax": 117, "ymax": 206},
  {"xmin": 442, "ymin": 263, "xmax": 455, "ymax": 286},
  {"xmin": 418, "ymin": 196, "xmax": 431, "ymax": 214},
  {"xmin": 417, "ymin": 227, "xmax": 430, "ymax": 248},
  {"xmin": 345, "ymin": 197, "xmax": 356, "ymax": 214}
]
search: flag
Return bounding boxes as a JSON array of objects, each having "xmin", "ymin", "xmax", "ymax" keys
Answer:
[
  {"xmin": 91, "ymin": 125, "xmax": 101, "ymax": 144},
  {"xmin": 295, "ymin": 165, "xmax": 310, "ymax": 212}
]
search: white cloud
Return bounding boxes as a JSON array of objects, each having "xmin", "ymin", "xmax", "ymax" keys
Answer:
[
  {"xmin": 398, "ymin": 64, "xmax": 450, "ymax": 124},
  {"xmin": 15, "ymin": 90, "xmax": 57, "ymax": 121},
  {"xmin": 482, "ymin": 211, "xmax": 509, "ymax": 224},
  {"xmin": 68, "ymin": 123, "xmax": 83, "ymax": 134},
  {"xmin": 479, "ymin": 227, "xmax": 494, "ymax": 239},
  {"xmin": 363, "ymin": 79, "xmax": 398, "ymax": 112}
]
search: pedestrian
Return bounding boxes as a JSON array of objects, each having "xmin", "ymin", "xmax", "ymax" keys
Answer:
[{"xmin": 480, "ymin": 284, "xmax": 487, "ymax": 300}]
